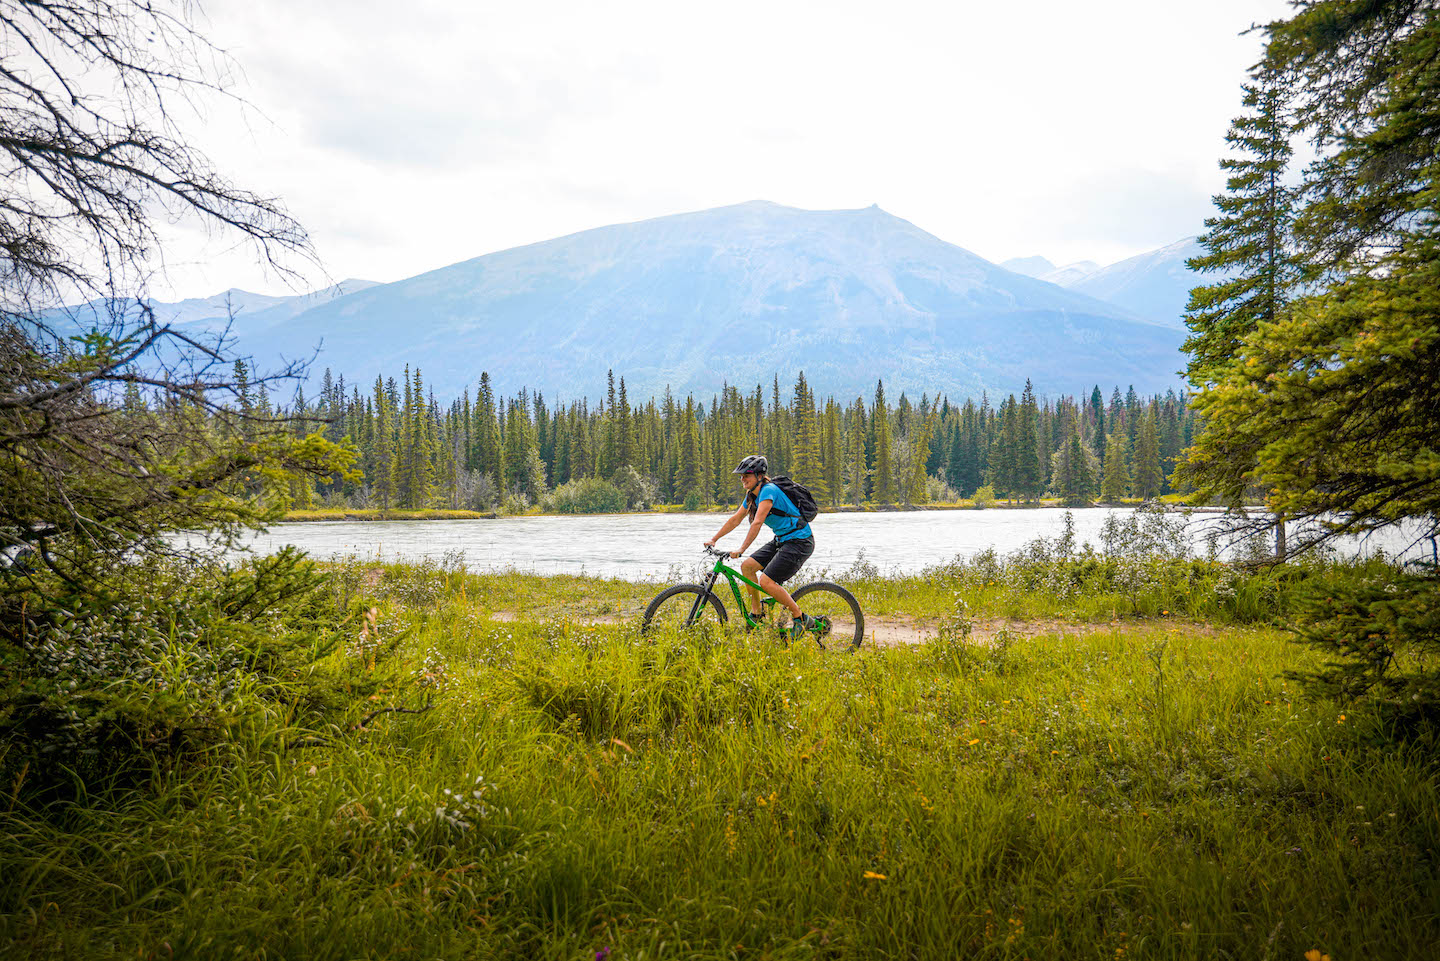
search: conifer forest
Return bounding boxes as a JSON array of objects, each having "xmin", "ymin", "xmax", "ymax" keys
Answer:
[{"xmin": 269, "ymin": 367, "xmax": 1192, "ymax": 512}]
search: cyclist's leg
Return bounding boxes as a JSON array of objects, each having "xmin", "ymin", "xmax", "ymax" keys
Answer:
[
  {"xmin": 742, "ymin": 541, "xmax": 778, "ymax": 617},
  {"xmin": 756, "ymin": 537, "xmax": 814, "ymax": 620}
]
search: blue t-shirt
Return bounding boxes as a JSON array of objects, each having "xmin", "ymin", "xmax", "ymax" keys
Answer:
[{"xmin": 749, "ymin": 482, "xmax": 813, "ymax": 543}]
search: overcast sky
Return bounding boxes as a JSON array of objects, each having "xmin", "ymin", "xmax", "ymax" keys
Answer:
[{"xmin": 153, "ymin": 0, "xmax": 1293, "ymax": 301}]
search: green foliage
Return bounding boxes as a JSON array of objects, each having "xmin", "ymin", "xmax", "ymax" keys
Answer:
[
  {"xmin": 2, "ymin": 563, "xmax": 1437, "ymax": 959},
  {"xmin": 1184, "ymin": 251, "xmax": 1440, "ymax": 531},
  {"xmin": 1184, "ymin": 71, "xmax": 1299, "ymax": 387},
  {"xmin": 1180, "ymin": 1, "xmax": 1440, "ymax": 709},
  {"xmin": 971, "ymin": 484, "xmax": 996, "ymax": 509},
  {"xmin": 1287, "ymin": 567, "xmax": 1440, "ymax": 720},
  {"xmin": 0, "ymin": 548, "xmax": 403, "ymax": 799},
  {"xmin": 1101, "ymin": 431, "xmax": 1132, "ymax": 502},
  {"xmin": 0, "ymin": 325, "xmax": 358, "ymax": 593},
  {"xmin": 546, "ymin": 478, "xmax": 626, "ymax": 514}
]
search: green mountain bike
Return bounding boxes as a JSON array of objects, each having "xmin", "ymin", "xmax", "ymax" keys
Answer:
[{"xmin": 641, "ymin": 545, "xmax": 864, "ymax": 651}]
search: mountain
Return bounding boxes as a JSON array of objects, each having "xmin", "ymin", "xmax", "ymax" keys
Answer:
[
  {"xmin": 48, "ymin": 278, "xmax": 381, "ymax": 341},
  {"xmin": 49, "ymin": 202, "xmax": 1190, "ymax": 401},
  {"xmin": 158, "ymin": 279, "xmax": 382, "ymax": 331},
  {"xmin": 1039, "ymin": 261, "xmax": 1101, "ymax": 286},
  {"xmin": 226, "ymin": 201, "xmax": 1185, "ymax": 401},
  {"xmin": 999, "ymin": 255, "xmax": 1056, "ymax": 278},
  {"xmin": 1062, "ymin": 238, "xmax": 1203, "ymax": 330}
]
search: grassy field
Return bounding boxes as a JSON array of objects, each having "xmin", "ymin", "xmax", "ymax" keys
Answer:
[{"xmin": 3, "ymin": 554, "xmax": 1437, "ymax": 960}]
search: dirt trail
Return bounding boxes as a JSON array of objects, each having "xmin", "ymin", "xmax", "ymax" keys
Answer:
[{"xmin": 483, "ymin": 610, "xmax": 1122, "ymax": 646}]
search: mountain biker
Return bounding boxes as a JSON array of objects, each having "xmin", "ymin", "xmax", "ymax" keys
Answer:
[{"xmin": 704, "ymin": 454, "xmax": 820, "ymax": 637}]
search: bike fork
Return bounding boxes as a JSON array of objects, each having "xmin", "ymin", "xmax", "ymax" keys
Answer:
[{"xmin": 688, "ymin": 571, "xmax": 720, "ymax": 626}]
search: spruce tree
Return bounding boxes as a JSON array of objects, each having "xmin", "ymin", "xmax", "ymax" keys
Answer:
[
  {"xmin": 848, "ymin": 397, "xmax": 867, "ymax": 507},
  {"xmin": 790, "ymin": 372, "xmax": 821, "ymax": 489},
  {"xmin": 1101, "ymin": 432, "xmax": 1132, "ymax": 503},
  {"xmin": 823, "ymin": 400, "xmax": 844, "ymax": 507},
  {"xmin": 1132, "ymin": 409, "xmax": 1163, "ymax": 501},
  {"xmin": 371, "ymin": 376, "xmax": 395, "ymax": 509},
  {"xmin": 872, "ymin": 380, "xmax": 894, "ymax": 504}
]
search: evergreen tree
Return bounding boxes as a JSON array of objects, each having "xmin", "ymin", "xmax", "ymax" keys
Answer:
[
  {"xmin": 1184, "ymin": 69, "xmax": 1299, "ymax": 387},
  {"xmin": 1090, "ymin": 385, "xmax": 1105, "ymax": 463},
  {"xmin": 371, "ymin": 376, "xmax": 395, "ymax": 509},
  {"xmin": 675, "ymin": 398, "xmax": 704, "ymax": 502},
  {"xmin": 405, "ymin": 368, "xmax": 434, "ymax": 507},
  {"xmin": 872, "ymin": 380, "xmax": 894, "ymax": 504},
  {"xmin": 474, "ymin": 372, "xmax": 502, "ymax": 494},
  {"xmin": 847, "ymin": 397, "xmax": 867, "ymax": 507},
  {"xmin": 1100, "ymin": 432, "xmax": 1132, "ymax": 503},
  {"xmin": 823, "ymin": 400, "xmax": 843, "ymax": 507},
  {"xmin": 790, "ymin": 372, "xmax": 821, "ymax": 488},
  {"xmin": 1177, "ymin": 1, "xmax": 1440, "ymax": 706},
  {"xmin": 1053, "ymin": 422, "xmax": 1096, "ymax": 507},
  {"xmin": 1132, "ymin": 409, "xmax": 1163, "ymax": 500},
  {"xmin": 1014, "ymin": 382, "xmax": 1044, "ymax": 503},
  {"xmin": 990, "ymin": 395, "xmax": 1019, "ymax": 500}
]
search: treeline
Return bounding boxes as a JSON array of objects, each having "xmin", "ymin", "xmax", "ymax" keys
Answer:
[{"xmin": 241, "ymin": 366, "xmax": 1195, "ymax": 513}]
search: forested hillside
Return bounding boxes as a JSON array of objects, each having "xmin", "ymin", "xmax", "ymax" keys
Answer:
[
  {"xmin": 116, "ymin": 201, "xmax": 1186, "ymax": 402},
  {"xmin": 261, "ymin": 366, "xmax": 1193, "ymax": 512}
]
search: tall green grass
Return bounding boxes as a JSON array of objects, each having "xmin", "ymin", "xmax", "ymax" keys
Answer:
[{"xmin": 4, "ymin": 557, "xmax": 1437, "ymax": 959}]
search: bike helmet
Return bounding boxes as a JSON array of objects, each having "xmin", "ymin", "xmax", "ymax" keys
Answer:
[{"xmin": 732, "ymin": 454, "xmax": 768, "ymax": 475}]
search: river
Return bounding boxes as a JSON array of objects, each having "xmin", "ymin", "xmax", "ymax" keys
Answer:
[{"xmin": 217, "ymin": 508, "xmax": 1429, "ymax": 581}]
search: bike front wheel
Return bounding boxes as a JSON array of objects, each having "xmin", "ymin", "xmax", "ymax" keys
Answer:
[
  {"xmin": 641, "ymin": 584, "xmax": 729, "ymax": 635},
  {"xmin": 791, "ymin": 581, "xmax": 864, "ymax": 652}
]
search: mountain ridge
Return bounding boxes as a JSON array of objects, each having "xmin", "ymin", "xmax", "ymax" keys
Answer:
[{"xmin": 56, "ymin": 202, "xmax": 1196, "ymax": 401}]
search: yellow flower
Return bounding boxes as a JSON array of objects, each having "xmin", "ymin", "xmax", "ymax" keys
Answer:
[
  {"xmin": 863, "ymin": 871, "xmax": 887, "ymax": 880},
  {"xmin": 968, "ymin": 738, "xmax": 980, "ymax": 746},
  {"xmin": 1305, "ymin": 950, "xmax": 1332, "ymax": 961}
]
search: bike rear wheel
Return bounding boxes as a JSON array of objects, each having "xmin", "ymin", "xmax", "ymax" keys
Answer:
[
  {"xmin": 641, "ymin": 584, "xmax": 729, "ymax": 634},
  {"xmin": 791, "ymin": 581, "xmax": 864, "ymax": 652}
]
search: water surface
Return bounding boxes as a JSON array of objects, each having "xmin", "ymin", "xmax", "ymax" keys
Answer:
[{"xmin": 226, "ymin": 509, "xmax": 1427, "ymax": 580}]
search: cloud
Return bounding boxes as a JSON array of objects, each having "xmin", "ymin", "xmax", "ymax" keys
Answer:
[{"xmin": 146, "ymin": 0, "xmax": 1298, "ymax": 299}]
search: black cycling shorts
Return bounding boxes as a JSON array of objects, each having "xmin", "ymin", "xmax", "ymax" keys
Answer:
[{"xmin": 749, "ymin": 536, "xmax": 815, "ymax": 586}]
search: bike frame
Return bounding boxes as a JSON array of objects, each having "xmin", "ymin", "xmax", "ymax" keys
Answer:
[{"xmin": 693, "ymin": 547, "xmax": 777, "ymax": 627}]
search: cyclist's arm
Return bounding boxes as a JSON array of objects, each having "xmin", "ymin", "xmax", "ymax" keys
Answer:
[
  {"xmin": 733, "ymin": 499, "xmax": 772, "ymax": 557},
  {"xmin": 704, "ymin": 505, "xmax": 749, "ymax": 547}
]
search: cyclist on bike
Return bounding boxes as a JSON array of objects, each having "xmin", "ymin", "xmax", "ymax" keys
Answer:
[{"xmin": 704, "ymin": 454, "xmax": 819, "ymax": 637}]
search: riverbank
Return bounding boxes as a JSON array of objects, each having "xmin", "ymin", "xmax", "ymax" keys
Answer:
[
  {"xmin": 4, "ymin": 556, "xmax": 1433, "ymax": 959},
  {"xmin": 280, "ymin": 494, "xmax": 1197, "ymax": 523}
]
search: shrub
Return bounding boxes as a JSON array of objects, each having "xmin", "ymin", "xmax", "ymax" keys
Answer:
[
  {"xmin": 0, "ymin": 548, "xmax": 405, "ymax": 800},
  {"xmin": 614, "ymin": 466, "xmax": 658, "ymax": 511},
  {"xmin": 1287, "ymin": 566, "xmax": 1440, "ymax": 722},
  {"xmin": 546, "ymin": 478, "xmax": 625, "ymax": 514}
]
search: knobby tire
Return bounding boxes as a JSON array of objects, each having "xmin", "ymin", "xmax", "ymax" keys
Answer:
[
  {"xmin": 791, "ymin": 580, "xmax": 864, "ymax": 652},
  {"xmin": 641, "ymin": 584, "xmax": 728, "ymax": 634}
]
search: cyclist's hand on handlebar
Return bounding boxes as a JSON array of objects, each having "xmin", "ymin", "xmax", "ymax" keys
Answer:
[{"xmin": 729, "ymin": 550, "xmax": 741, "ymax": 559}]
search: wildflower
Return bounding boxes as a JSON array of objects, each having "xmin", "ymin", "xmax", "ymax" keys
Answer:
[
  {"xmin": 596, "ymin": 949, "xmax": 611, "ymax": 961},
  {"xmin": 968, "ymin": 739, "xmax": 980, "ymax": 746},
  {"xmin": 863, "ymin": 870, "xmax": 887, "ymax": 880},
  {"xmin": 1337, "ymin": 714, "xmax": 1347, "ymax": 724},
  {"xmin": 1305, "ymin": 951, "xmax": 1332, "ymax": 961}
]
